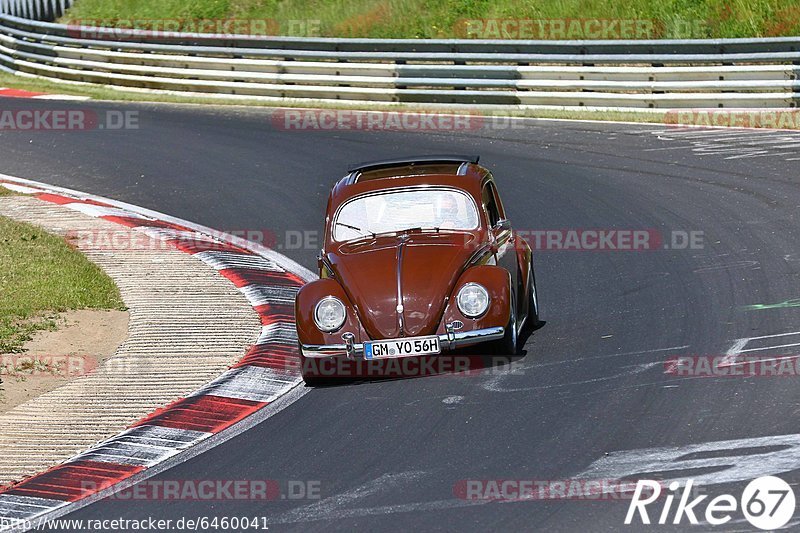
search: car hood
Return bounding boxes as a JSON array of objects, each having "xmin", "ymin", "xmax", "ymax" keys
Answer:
[{"xmin": 328, "ymin": 232, "xmax": 478, "ymax": 339}]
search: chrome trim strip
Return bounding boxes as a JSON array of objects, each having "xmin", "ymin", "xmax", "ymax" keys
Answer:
[
  {"xmin": 465, "ymin": 242, "xmax": 493, "ymax": 267},
  {"xmin": 302, "ymin": 343, "xmax": 350, "ymax": 357},
  {"xmin": 494, "ymin": 228, "xmax": 513, "ymax": 260},
  {"xmin": 396, "ymin": 235, "xmax": 407, "ymax": 336},
  {"xmin": 301, "ymin": 326, "xmax": 504, "ymax": 358}
]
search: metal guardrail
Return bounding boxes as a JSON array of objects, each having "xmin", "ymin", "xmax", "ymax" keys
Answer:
[
  {"xmin": 0, "ymin": 0, "xmax": 68, "ymax": 22},
  {"xmin": 0, "ymin": 12, "xmax": 798, "ymax": 108}
]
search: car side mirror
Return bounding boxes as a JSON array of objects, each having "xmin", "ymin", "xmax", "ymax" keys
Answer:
[{"xmin": 493, "ymin": 219, "xmax": 511, "ymax": 231}]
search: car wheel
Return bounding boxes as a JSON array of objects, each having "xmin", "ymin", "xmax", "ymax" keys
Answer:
[
  {"xmin": 527, "ymin": 258, "xmax": 540, "ymax": 329},
  {"xmin": 302, "ymin": 367, "xmax": 333, "ymax": 386}
]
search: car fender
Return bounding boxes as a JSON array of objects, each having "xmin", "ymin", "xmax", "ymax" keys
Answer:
[
  {"xmin": 295, "ymin": 278, "xmax": 365, "ymax": 345},
  {"xmin": 514, "ymin": 232, "xmax": 534, "ymax": 311},
  {"xmin": 515, "ymin": 233, "xmax": 532, "ymax": 274},
  {"xmin": 438, "ymin": 265, "xmax": 512, "ymax": 334}
]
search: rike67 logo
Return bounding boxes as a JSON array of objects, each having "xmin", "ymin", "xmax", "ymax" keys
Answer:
[{"xmin": 626, "ymin": 476, "xmax": 795, "ymax": 530}]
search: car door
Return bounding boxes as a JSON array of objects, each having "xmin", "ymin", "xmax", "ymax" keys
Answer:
[{"xmin": 482, "ymin": 178, "xmax": 519, "ymax": 318}]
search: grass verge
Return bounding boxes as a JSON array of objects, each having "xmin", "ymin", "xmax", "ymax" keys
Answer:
[
  {"xmin": 0, "ymin": 213, "xmax": 124, "ymax": 354},
  {"xmin": 61, "ymin": 0, "xmax": 800, "ymax": 39}
]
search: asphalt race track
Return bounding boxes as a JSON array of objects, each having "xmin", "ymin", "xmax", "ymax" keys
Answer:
[{"xmin": 3, "ymin": 99, "xmax": 800, "ymax": 531}]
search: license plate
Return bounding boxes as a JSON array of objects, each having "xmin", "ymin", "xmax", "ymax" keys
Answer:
[{"xmin": 364, "ymin": 335, "xmax": 441, "ymax": 359}]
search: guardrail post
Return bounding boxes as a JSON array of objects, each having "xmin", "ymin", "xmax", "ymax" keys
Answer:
[{"xmin": 2, "ymin": 0, "xmax": 70, "ymax": 20}]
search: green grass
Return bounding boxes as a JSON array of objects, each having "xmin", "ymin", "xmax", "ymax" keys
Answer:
[
  {"xmin": 0, "ymin": 71, "xmax": 189, "ymax": 102},
  {"xmin": 0, "ymin": 186, "xmax": 15, "ymax": 197},
  {"xmin": 0, "ymin": 215, "xmax": 124, "ymax": 353},
  {"xmin": 61, "ymin": 0, "xmax": 800, "ymax": 38}
]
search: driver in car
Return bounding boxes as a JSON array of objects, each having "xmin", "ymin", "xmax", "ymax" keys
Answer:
[{"xmin": 435, "ymin": 194, "xmax": 461, "ymax": 229}]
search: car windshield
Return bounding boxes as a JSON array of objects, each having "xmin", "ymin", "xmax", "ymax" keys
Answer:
[{"xmin": 333, "ymin": 188, "xmax": 480, "ymax": 241}]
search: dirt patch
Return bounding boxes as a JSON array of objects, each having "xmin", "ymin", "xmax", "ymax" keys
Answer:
[{"xmin": 0, "ymin": 309, "xmax": 129, "ymax": 411}]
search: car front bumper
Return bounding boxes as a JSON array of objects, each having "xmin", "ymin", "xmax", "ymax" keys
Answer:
[{"xmin": 300, "ymin": 326, "xmax": 505, "ymax": 359}]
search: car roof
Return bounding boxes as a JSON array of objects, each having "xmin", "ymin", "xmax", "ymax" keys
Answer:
[
  {"xmin": 346, "ymin": 154, "xmax": 480, "ymax": 176},
  {"xmin": 328, "ymin": 155, "xmax": 489, "ymax": 214}
]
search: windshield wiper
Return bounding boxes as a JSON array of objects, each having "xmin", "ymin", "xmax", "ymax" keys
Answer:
[
  {"xmin": 401, "ymin": 226, "xmax": 444, "ymax": 234},
  {"xmin": 335, "ymin": 222, "xmax": 376, "ymax": 238},
  {"xmin": 401, "ymin": 226, "xmax": 423, "ymax": 234}
]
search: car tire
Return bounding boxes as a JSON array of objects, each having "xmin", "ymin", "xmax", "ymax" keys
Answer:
[
  {"xmin": 526, "ymin": 258, "xmax": 540, "ymax": 329},
  {"xmin": 302, "ymin": 375, "xmax": 329, "ymax": 387}
]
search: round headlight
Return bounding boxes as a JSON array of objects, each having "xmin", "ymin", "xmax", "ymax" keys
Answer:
[
  {"xmin": 457, "ymin": 283, "xmax": 490, "ymax": 318},
  {"xmin": 314, "ymin": 296, "xmax": 347, "ymax": 332}
]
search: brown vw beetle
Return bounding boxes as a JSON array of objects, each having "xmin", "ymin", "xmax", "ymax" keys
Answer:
[{"xmin": 295, "ymin": 155, "xmax": 539, "ymax": 384}]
